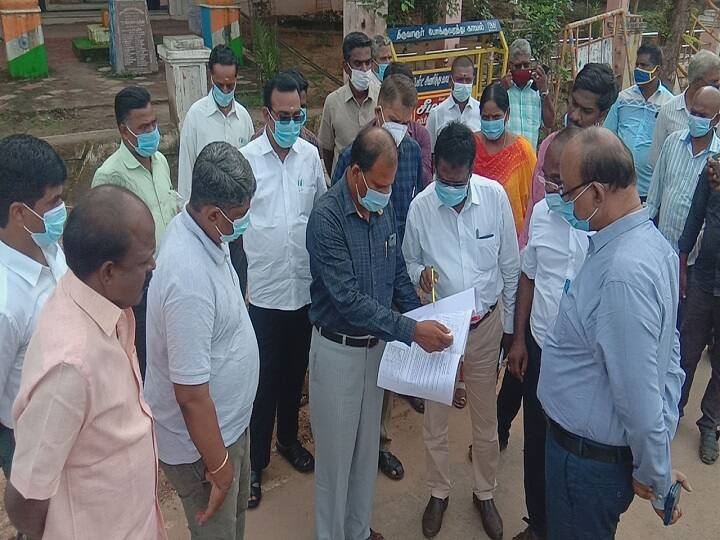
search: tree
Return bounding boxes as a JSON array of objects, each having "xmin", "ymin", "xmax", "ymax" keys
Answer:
[{"xmin": 661, "ymin": 0, "xmax": 692, "ymax": 87}]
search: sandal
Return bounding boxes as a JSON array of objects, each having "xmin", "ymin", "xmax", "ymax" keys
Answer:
[
  {"xmin": 247, "ymin": 470, "xmax": 261, "ymax": 509},
  {"xmin": 277, "ymin": 440, "xmax": 315, "ymax": 473},
  {"xmin": 378, "ymin": 450, "xmax": 405, "ymax": 480},
  {"xmin": 453, "ymin": 387, "xmax": 467, "ymax": 409},
  {"xmin": 699, "ymin": 429, "xmax": 719, "ymax": 464}
]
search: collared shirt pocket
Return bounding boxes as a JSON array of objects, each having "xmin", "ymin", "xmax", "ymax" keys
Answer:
[
  {"xmin": 297, "ymin": 184, "xmax": 316, "ymax": 219},
  {"xmin": 474, "ymin": 230, "xmax": 499, "ymax": 271}
]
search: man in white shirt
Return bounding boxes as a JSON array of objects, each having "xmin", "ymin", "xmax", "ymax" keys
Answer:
[
  {"xmin": 240, "ymin": 73, "xmax": 326, "ymax": 508},
  {"xmin": 144, "ymin": 142, "xmax": 259, "ymax": 539},
  {"xmin": 426, "ymin": 56, "xmax": 481, "ymax": 152},
  {"xmin": 506, "ymin": 127, "xmax": 588, "ymax": 540},
  {"xmin": 403, "ymin": 122, "xmax": 520, "ymax": 540},
  {"xmin": 0, "ymin": 135, "xmax": 68, "ymax": 482},
  {"xmin": 178, "ymin": 45, "xmax": 255, "ymax": 200},
  {"xmin": 649, "ymin": 49, "xmax": 720, "ymax": 167}
]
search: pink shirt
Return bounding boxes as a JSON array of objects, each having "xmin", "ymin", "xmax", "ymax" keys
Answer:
[
  {"xmin": 11, "ymin": 272, "xmax": 166, "ymax": 540},
  {"xmin": 518, "ymin": 132, "xmax": 557, "ymax": 249}
]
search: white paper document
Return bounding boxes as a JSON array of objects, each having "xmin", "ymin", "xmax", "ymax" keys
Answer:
[{"xmin": 377, "ymin": 289, "xmax": 475, "ymax": 406}]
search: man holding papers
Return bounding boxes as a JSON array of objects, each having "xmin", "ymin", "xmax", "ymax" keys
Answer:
[
  {"xmin": 306, "ymin": 125, "xmax": 453, "ymax": 540},
  {"xmin": 403, "ymin": 121, "xmax": 520, "ymax": 540}
]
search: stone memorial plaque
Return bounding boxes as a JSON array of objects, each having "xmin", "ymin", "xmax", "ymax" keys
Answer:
[{"xmin": 109, "ymin": 0, "xmax": 159, "ymax": 75}]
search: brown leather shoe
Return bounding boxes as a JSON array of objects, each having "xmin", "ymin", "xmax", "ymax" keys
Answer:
[
  {"xmin": 422, "ymin": 496, "xmax": 449, "ymax": 538},
  {"xmin": 473, "ymin": 494, "xmax": 503, "ymax": 540},
  {"xmin": 368, "ymin": 529, "xmax": 384, "ymax": 540}
]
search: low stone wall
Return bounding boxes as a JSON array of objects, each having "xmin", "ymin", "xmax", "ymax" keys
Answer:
[{"xmin": 44, "ymin": 125, "xmax": 180, "ymax": 204}]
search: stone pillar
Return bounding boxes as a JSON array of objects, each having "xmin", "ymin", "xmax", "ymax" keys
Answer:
[
  {"xmin": 443, "ymin": 2, "xmax": 462, "ymax": 50},
  {"xmin": 109, "ymin": 0, "xmax": 159, "ymax": 75},
  {"xmin": 698, "ymin": 9, "xmax": 720, "ymax": 55},
  {"xmin": 0, "ymin": 0, "xmax": 48, "ymax": 79},
  {"xmin": 198, "ymin": 0, "xmax": 243, "ymax": 63},
  {"xmin": 157, "ymin": 35, "xmax": 211, "ymax": 129},
  {"xmin": 343, "ymin": 0, "xmax": 386, "ymax": 38}
]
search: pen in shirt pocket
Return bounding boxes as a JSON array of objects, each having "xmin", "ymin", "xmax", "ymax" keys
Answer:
[{"xmin": 476, "ymin": 229, "xmax": 494, "ymax": 240}]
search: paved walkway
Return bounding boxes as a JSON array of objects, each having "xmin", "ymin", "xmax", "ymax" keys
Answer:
[{"xmin": 162, "ymin": 357, "xmax": 719, "ymax": 540}]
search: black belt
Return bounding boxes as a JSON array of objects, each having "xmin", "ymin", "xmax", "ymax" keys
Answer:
[
  {"xmin": 470, "ymin": 303, "xmax": 498, "ymax": 331},
  {"xmin": 316, "ymin": 327, "xmax": 379, "ymax": 348},
  {"xmin": 547, "ymin": 417, "xmax": 633, "ymax": 465}
]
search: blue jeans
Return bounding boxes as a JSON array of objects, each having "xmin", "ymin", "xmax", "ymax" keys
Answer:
[{"xmin": 545, "ymin": 430, "xmax": 635, "ymax": 540}]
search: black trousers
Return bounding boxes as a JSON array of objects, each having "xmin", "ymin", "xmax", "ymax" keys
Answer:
[
  {"xmin": 680, "ymin": 281, "xmax": 720, "ymax": 432},
  {"xmin": 132, "ymin": 288, "xmax": 148, "ymax": 381},
  {"xmin": 229, "ymin": 239, "xmax": 248, "ymax": 297},
  {"xmin": 248, "ymin": 304, "xmax": 312, "ymax": 471},
  {"xmin": 522, "ymin": 328, "xmax": 547, "ymax": 536},
  {"xmin": 497, "ymin": 366, "xmax": 523, "ymax": 441}
]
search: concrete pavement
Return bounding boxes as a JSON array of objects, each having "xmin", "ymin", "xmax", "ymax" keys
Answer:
[{"xmin": 164, "ymin": 355, "xmax": 720, "ymax": 540}]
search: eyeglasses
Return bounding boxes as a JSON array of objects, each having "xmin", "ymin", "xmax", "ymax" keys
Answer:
[
  {"xmin": 269, "ymin": 108, "xmax": 307, "ymax": 125},
  {"xmin": 538, "ymin": 172, "xmax": 561, "ymax": 193},
  {"xmin": 560, "ymin": 181, "xmax": 596, "ymax": 202},
  {"xmin": 436, "ymin": 173, "xmax": 472, "ymax": 187}
]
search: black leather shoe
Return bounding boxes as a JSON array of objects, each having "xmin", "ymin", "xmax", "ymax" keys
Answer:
[
  {"xmin": 378, "ymin": 450, "xmax": 404, "ymax": 480},
  {"xmin": 422, "ymin": 496, "xmax": 448, "ymax": 538},
  {"xmin": 473, "ymin": 494, "xmax": 503, "ymax": 540},
  {"xmin": 699, "ymin": 429, "xmax": 719, "ymax": 464}
]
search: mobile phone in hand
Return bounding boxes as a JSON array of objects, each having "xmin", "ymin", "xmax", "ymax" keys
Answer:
[{"xmin": 663, "ymin": 481, "xmax": 681, "ymax": 526}]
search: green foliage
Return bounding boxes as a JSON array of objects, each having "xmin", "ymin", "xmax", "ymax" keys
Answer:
[
  {"xmin": 365, "ymin": 0, "xmax": 459, "ymax": 25},
  {"xmin": 468, "ymin": 0, "xmax": 493, "ymax": 20},
  {"xmin": 509, "ymin": 0, "xmax": 573, "ymax": 64},
  {"xmin": 640, "ymin": 0, "xmax": 674, "ymax": 43},
  {"xmin": 251, "ymin": 18, "xmax": 280, "ymax": 84}
]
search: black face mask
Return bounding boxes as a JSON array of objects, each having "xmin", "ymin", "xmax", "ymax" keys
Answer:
[{"xmin": 142, "ymin": 271, "xmax": 153, "ymax": 293}]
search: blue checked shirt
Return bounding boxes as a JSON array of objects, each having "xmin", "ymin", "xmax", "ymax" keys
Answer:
[
  {"xmin": 507, "ymin": 82, "xmax": 543, "ymax": 149},
  {"xmin": 538, "ymin": 209, "xmax": 684, "ymax": 511},
  {"xmin": 306, "ymin": 178, "xmax": 422, "ymax": 344},
  {"xmin": 331, "ymin": 134, "xmax": 424, "ymax": 244},
  {"xmin": 647, "ymin": 129, "xmax": 720, "ymax": 251},
  {"xmin": 604, "ymin": 84, "xmax": 674, "ymax": 197}
]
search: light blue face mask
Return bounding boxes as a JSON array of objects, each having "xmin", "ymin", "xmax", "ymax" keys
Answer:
[
  {"xmin": 357, "ymin": 171, "xmax": 391, "ymax": 213},
  {"xmin": 216, "ymin": 208, "xmax": 250, "ymax": 243},
  {"xmin": 688, "ymin": 113, "xmax": 715, "ymax": 138},
  {"xmin": 377, "ymin": 63, "xmax": 389, "ymax": 81},
  {"xmin": 127, "ymin": 125, "xmax": 161, "ymax": 158},
  {"xmin": 212, "ymin": 83, "xmax": 235, "ymax": 108},
  {"xmin": 452, "ymin": 81, "xmax": 473, "ymax": 103},
  {"xmin": 545, "ymin": 185, "xmax": 597, "ymax": 231},
  {"xmin": 434, "ymin": 178, "xmax": 469, "ymax": 207},
  {"xmin": 270, "ymin": 109, "xmax": 306, "ymax": 149},
  {"xmin": 23, "ymin": 202, "xmax": 67, "ymax": 248},
  {"xmin": 481, "ymin": 115, "xmax": 506, "ymax": 141}
]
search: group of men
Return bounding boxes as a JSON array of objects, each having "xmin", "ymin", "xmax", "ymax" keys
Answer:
[{"xmin": 0, "ymin": 26, "xmax": 715, "ymax": 540}]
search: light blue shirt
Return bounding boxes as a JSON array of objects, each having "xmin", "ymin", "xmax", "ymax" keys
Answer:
[
  {"xmin": 604, "ymin": 84, "xmax": 674, "ymax": 197},
  {"xmin": 507, "ymin": 82, "xmax": 543, "ymax": 149},
  {"xmin": 647, "ymin": 129, "xmax": 720, "ymax": 251},
  {"xmin": 538, "ymin": 209, "xmax": 684, "ymax": 510}
]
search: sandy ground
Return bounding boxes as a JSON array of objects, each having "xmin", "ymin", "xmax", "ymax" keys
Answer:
[
  {"xmin": 0, "ymin": 359, "xmax": 716, "ymax": 538},
  {"xmin": 163, "ymin": 357, "xmax": 718, "ymax": 540}
]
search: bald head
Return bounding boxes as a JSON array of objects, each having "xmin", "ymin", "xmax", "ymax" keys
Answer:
[
  {"xmin": 691, "ymin": 85, "xmax": 720, "ymax": 120},
  {"xmin": 64, "ymin": 185, "xmax": 156, "ymax": 307},
  {"xmin": 562, "ymin": 127, "xmax": 635, "ymax": 190},
  {"xmin": 350, "ymin": 125, "xmax": 398, "ymax": 172}
]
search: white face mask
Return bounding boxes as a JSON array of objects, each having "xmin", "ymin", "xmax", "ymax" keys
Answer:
[
  {"xmin": 452, "ymin": 82, "xmax": 473, "ymax": 103},
  {"xmin": 350, "ymin": 68, "xmax": 372, "ymax": 91},
  {"xmin": 383, "ymin": 121, "xmax": 408, "ymax": 146}
]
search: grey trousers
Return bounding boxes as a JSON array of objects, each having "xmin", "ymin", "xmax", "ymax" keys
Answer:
[
  {"xmin": 161, "ymin": 430, "xmax": 250, "ymax": 540},
  {"xmin": 309, "ymin": 328, "xmax": 385, "ymax": 540},
  {"xmin": 380, "ymin": 390, "xmax": 394, "ymax": 452}
]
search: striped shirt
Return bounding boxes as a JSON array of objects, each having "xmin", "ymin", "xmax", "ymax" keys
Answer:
[
  {"xmin": 649, "ymin": 91, "xmax": 687, "ymax": 168},
  {"xmin": 604, "ymin": 84, "xmax": 674, "ymax": 196},
  {"xmin": 647, "ymin": 129, "xmax": 720, "ymax": 251},
  {"xmin": 507, "ymin": 82, "xmax": 543, "ymax": 149}
]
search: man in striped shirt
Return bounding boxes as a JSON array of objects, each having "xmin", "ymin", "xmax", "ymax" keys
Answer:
[
  {"xmin": 649, "ymin": 50, "xmax": 720, "ymax": 167},
  {"xmin": 648, "ymin": 86, "xmax": 720, "ymax": 252}
]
